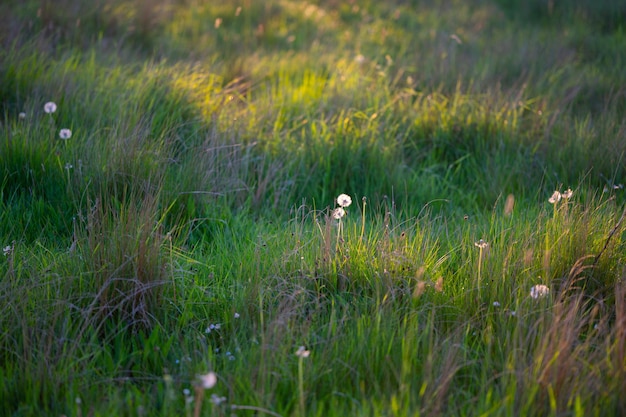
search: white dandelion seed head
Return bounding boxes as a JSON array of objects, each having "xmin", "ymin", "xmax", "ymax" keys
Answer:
[
  {"xmin": 44, "ymin": 102, "xmax": 57, "ymax": 114},
  {"xmin": 530, "ymin": 284, "xmax": 550, "ymax": 299},
  {"xmin": 561, "ymin": 188, "xmax": 573, "ymax": 199},
  {"xmin": 295, "ymin": 346, "xmax": 310, "ymax": 358},
  {"xmin": 198, "ymin": 372, "xmax": 217, "ymax": 389},
  {"xmin": 59, "ymin": 128, "xmax": 72, "ymax": 139},
  {"xmin": 548, "ymin": 191, "xmax": 561, "ymax": 204},
  {"xmin": 332, "ymin": 207, "xmax": 346, "ymax": 220},
  {"xmin": 337, "ymin": 194, "xmax": 352, "ymax": 208},
  {"xmin": 474, "ymin": 239, "xmax": 488, "ymax": 249}
]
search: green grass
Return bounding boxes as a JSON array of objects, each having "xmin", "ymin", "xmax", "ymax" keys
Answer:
[{"xmin": 1, "ymin": 0, "xmax": 625, "ymax": 416}]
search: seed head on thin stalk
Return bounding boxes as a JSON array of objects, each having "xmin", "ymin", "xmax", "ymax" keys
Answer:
[
  {"xmin": 474, "ymin": 239, "xmax": 488, "ymax": 297},
  {"xmin": 334, "ymin": 194, "xmax": 351, "ymax": 251},
  {"xmin": 193, "ymin": 372, "xmax": 217, "ymax": 417},
  {"xmin": 296, "ymin": 346, "xmax": 311, "ymax": 416}
]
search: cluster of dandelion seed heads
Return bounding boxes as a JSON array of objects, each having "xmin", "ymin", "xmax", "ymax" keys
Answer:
[
  {"xmin": 331, "ymin": 193, "xmax": 352, "ymax": 219},
  {"xmin": 43, "ymin": 102, "xmax": 73, "ymax": 140}
]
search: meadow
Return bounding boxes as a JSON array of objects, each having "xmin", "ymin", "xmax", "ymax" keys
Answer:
[{"xmin": 1, "ymin": 0, "xmax": 625, "ymax": 415}]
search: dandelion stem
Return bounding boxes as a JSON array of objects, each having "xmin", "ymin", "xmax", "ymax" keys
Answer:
[
  {"xmin": 360, "ymin": 197, "xmax": 367, "ymax": 241},
  {"xmin": 193, "ymin": 387, "xmax": 204, "ymax": 417},
  {"xmin": 336, "ymin": 218, "xmax": 343, "ymax": 252},
  {"xmin": 298, "ymin": 356, "xmax": 305, "ymax": 416},
  {"xmin": 477, "ymin": 247, "xmax": 483, "ymax": 297}
]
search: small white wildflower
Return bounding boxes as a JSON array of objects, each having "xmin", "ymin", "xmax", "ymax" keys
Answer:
[
  {"xmin": 183, "ymin": 388, "xmax": 191, "ymax": 396},
  {"xmin": 474, "ymin": 239, "xmax": 488, "ymax": 249},
  {"xmin": 19, "ymin": 112, "xmax": 26, "ymax": 119},
  {"xmin": 59, "ymin": 128, "xmax": 72, "ymax": 139},
  {"xmin": 337, "ymin": 193, "xmax": 352, "ymax": 207},
  {"xmin": 210, "ymin": 394, "xmax": 227, "ymax": 405},
  {"xmin": 530, "ymin": 284, "xmax": 550, "ymax": 299},
  {"xmin": 234, "ymin": 312, "xmax": 240, "ymax": 319},
  {"xmin": 548, "ymin": 191, "xmax": 561, "ymax": 204},
  {"xmin": 198, "ymin": 372, "xmax": 217, "ymax": 389},
  {"xmin": 561, "ymin": 188, "xmax": 573, "ymax": 199},
  {"xmin": 295, "ymin": 346, "xmax": 310, "ymax": 358},
  {"xmin": 493, "ymin": 301, "xmax": 500, "ymax": 307},
  {"xmin": 332, "ymin": 207, "xmax": 345, "ymax": 220},
  {"xmin": 65, "ymin": 163, "xmax": 73, "ymax": 170},
  {"xmin": 75, "ymin": 397, "xmax": 82, "ymax": 405},
  {"xmin": 3, "ymin": 245, "xmax": 11, "ymax": 256},
  {"xmin": 509, "ymin": 310, "xmax": 516, "ymax": 317},
  {"xmin": 44, "ymin": 101, "xmax": 57, "ymax": 114}
]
